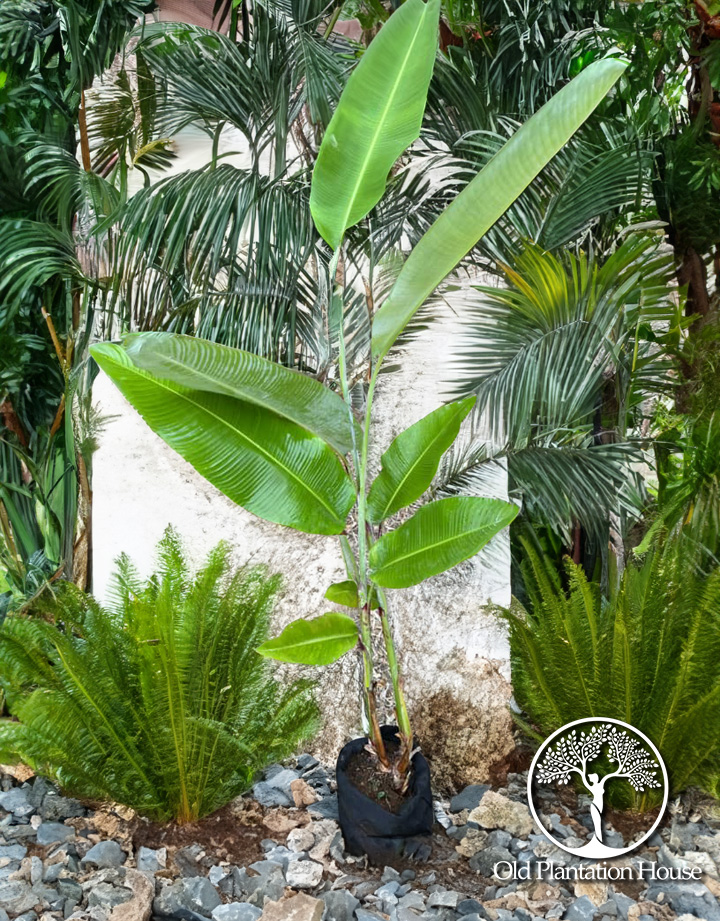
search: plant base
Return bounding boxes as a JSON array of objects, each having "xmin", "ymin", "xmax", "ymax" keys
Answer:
[{"xmin": 336, "ymin": 725, "xmax": 433, "ymax": 864}]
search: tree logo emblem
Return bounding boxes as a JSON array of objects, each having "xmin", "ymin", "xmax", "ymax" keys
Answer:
[{"xmin": 527, "ymin": 718, "xmax": 668, "ymax": 858}]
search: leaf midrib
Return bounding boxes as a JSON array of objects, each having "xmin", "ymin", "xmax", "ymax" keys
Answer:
[
  {"xmin": 123, "ymin": 360, "xmax": 348, "ymax": 524},
  {"xmin": 372, "ymin": 516, "xmax": 505, "ymax": 574},
  {"xmin": 372, "ymin": 407, "xmax": 463, "ymax": 520},
  {"xmin": 267, "ymin": 630, "xmax": 358, "ymax": 650}
]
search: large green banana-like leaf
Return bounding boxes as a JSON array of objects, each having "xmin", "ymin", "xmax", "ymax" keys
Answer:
[
  {"xmin": 367, "ymin": 396, "xmax": 475, "ymax": 523},
  {"xmin": 90, "ymin": 343, "xmax": 355, "ymax": 535},
  {"xmin": 124, "ymin": 332, "xmax": 357, "ymax": 455},
  {"xmin": 257, "ymin": 613, "xmax": 359, "ymax": 665},
  {"xmin": 309, "ymin": 0, "xmax": 440, "ymax": 250},
  {"xmin": 369, "ymin": 496, "xmax": 518, "ymax": 588},
  {"xmin": 371, "ymin": 57, "xmax": 627, "ymax": 361}
]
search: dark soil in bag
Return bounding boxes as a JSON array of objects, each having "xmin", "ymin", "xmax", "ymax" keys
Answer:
[{"xmin": 336, "ymin": 725, "xmax": 433, "ymax": 865}]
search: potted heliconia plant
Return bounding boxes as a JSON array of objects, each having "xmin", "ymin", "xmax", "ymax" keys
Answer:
[{"xmin": 90, "ymin": 0, "xmax": 625, "ymax": 862}]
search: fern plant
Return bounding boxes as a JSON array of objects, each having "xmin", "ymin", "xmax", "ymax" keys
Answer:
[
  {"xmin": 0, "ymin": 530, "xmax": 318, "ymax": 823},
  {"xmin": 504, "ymin": 537, "xmax": 720, "ymax": 809}
]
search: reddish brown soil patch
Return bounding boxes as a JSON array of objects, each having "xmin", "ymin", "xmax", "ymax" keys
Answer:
[
  {"xmin": 487, "ymin": 744, "xmax": 533, "ymax": 787},
  {"xmin": 132, "ymin": 800, "xmax": 284, "ymax": 868}
]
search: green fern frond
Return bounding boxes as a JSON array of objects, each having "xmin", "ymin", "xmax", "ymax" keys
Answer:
[
  {"xmin": 0, "ymin": 528, "xmax": 318, "ymax": 823},
  {"xmin": 503, "ymin": 539, "xmax": 720, "ymax": 809}
]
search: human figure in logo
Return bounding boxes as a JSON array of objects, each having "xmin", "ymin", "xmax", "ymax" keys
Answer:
[{"xmin": 585, "ymin": 772, "xmax": 605, "ymax": 841}]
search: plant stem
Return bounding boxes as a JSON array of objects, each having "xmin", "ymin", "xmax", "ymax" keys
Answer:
[
  {"xmin": 331, "ymin": 248, "xmax": 384, "ymax": 760},
  {"xmin": 376, "ymin": 588, "xmax": 411, "ymax": 742}
]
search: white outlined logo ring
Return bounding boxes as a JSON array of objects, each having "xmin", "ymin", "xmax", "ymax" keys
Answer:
[{"xmin": 527, "ymin": 718, "xmax": 669, "ymax": 859}]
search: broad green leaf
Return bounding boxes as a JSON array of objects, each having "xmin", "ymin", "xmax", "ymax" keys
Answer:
[
  {"xmin": 256, "ymin": 613, "xmax": 359, "ymax": 665},
  {"xmin": 124, "ymin": 332, "xmax": 357, "ymax": 456},
  {"xmin": 325, "ymin": 580, "xmax": 359, "ymax": 608},
  {"xmin": 309, "ymin": 0, "xmax": 440, "ymax": 249},
  {"xmin": 91, "ymin": 343, "xmax": 355, "ymax": 535},
  {"xmin": 367, "ymin": 396, "xmax": 476, "ymax": 523},
  {"xmin": 369, "ymin": 496, "xmax": 518, "ymax": 588},
  {"xmin": 371, "ymin": 57, "xmax": 628, "ymax": 361}
]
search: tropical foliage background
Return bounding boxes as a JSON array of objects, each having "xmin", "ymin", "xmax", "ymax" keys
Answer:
[{"xmin": 1, "ymin": 0, "xmax": 720, "ymax": 806}]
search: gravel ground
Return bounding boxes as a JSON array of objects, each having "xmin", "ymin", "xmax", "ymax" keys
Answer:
[{"xmin": 0, "ymin": 754, "xmax": 718, "ymax": 921}]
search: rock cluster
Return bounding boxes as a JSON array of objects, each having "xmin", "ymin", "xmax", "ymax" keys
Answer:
[{"xmin": 0, "ymin": 757, "xmax": 718, "ymax": 921}]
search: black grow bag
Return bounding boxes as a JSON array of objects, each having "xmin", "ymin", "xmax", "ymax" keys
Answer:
[{"xmin": 336, "ymin": 724, "xmax": 433, "ymax": 864}]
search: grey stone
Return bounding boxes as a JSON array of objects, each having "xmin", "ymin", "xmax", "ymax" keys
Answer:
[
  {"xmin": 456, "ymin": 900, "xmax": 484, "ymax": 917},
  {"xmin": 264, "ymin": 764, "xmax": 285, "ymax": 780},
  {"xmin": 249, "ymin": 860, "xmax": 288, "ymax": 880},
  {"xmin": 468, "ymin": 846, "xmax": 514, "ymax": 877},
  {"xmin": 320, "ymin": 889, "xmax": 358, "ymax": 921},
  {"xmin": 36, "ymin": 823, "xmax": 75, "ymax": 845},
  {"xmin": 355, "ymin": 912, "xmax": 385, "ymax": 921},
  {"xmin": 603, "ymin": 829, "xmax": 624, "ymax": 849},
  {"xmin": 307, "ymin": 797, "xmax": 339, "ymax": 822},
  {"xmin": 29, "ymin": 857, "xmax": 42, "ymax": 887},
  {"xmin": 26, "ymin": 778, "xmax": 54, "ymax": 810},
  {"xmin": 398, "ymin": 893, "xmax": 425, "ymax": 912},
  {"xmin": 596, "ymin": 901, "xmax": 618, "ymax": 917},
  {"xmin": 449, "ymin": 785, "xmax": 490, "ymax": 814},
  {"xmin": 88, "ymin": 883, "xmax": 133, "ymax": 910},
  {"xmin": 374, "ymin": 883, "xmax": 400, "ymax": 899},
  {"xmin": 0, "ymin": 881, "xmax": 37, "ymax": 915},
  {"xmin": 381, "ymin": 868, "xmax": 400, "ymax": 884},
  {"xmin": 670, "ymin": 819, "xmax": 704, "ymax": 852},
  {"xmin": 13, "ymin": 912, "xmax": 36, "ymax": 921},
  {"xmin": 426, "ymin": 892, "xmax": 460, "ymax": 910},
  {"xmin": 262, "ymin": 846, "xmax": 294, "ymax": 870},
  {"xmin": 457, "ymin": 913, "xmax": 487, "ymax": 921},
  {"xmin": 612, "ymin": 893, "xmax": 636, "ymax": 921},
  {"xmin": 81, "ymin": 840, "xmax": 125, "ymax": 869},
  {"xmin": 267, "ymin": 770, "xmax": 301, "ymax": 796},
  {"xmin": 286, "ymin": 859, "xmax": 323, "ymax": 890},
  {"xmin": 0, "ymin": 845, "xmax": 27, "ymax": 861},
  {"xmin": 174, "ymin": 844, "xmax": 206, "ymax": 878},
  {"xmin": 0, "ymin": 789, "xmax": 33, "ymax": 818},
  {"xmin": 486, "ymin": 830, "xmax": 512, "ymax": 850},
  {"xmin": 41, "ymin": 795, "xmax": 85, "ymax": 822},
  {"xmin": 136, "ymin": 845, "xmax": 166, "ymax": 873},
  {"xmin": 154, "ymin": 877, "xmax": 223, "ymax": 918},
  {"xmin": 648, "ymin": 882, "xmax": 720, "ymax": 921},
  {"xmin": 211, "ymin": 905, "xmax": 263, "ymax": 921},
  {"xmin": 208, "ymin": 867, "xmax": 233, "ymax": 896},
  {"xmin": 396, "ymin": 908, "xmax": 423, "ymax": 921},
  {"xmin": 297, "ymin": 755, "xmax": 319, "ymax": 771},
  {"xmin": 252, "ymin": 783, "xmax": 292, "ymax": 809},
  {"xmin": 562, "ymin": 898, "xmax": 595, "ymax": 921},
  {"xmin": 232, "ymin": 866, "xmax": 286, "ymax": 906},
  {"xmin": 43, "ymin": 864, "xmax": 63, "ymax": 883},
  {"xmin": 58, "ymin": 879, "xmax": 83, "ymax": 902}
]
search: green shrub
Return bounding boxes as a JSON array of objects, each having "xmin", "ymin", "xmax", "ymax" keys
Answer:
[
  {"xmin": 504, "ymin": 538, "xmax": 720, "ymax": 809},
  {"xmin": 0, "ymin": 530, "xmax": 318, "ymax": 823}
]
